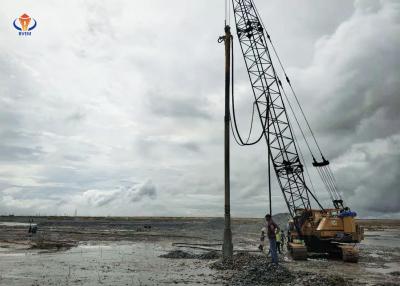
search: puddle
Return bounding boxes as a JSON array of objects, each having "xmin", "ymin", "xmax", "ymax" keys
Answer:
[
  {"xmin": 0, "ymin": 222, "xmax": 35, "ymax": 227},
  {"xmin": 366, "ymin": 262, "xmax": 400, "ymax": 274},
  {"xmin": 363, "ymin": 230, "xmax": 400, "ymax": 248},
  {"xmin": 0, "ymin": 241, "xmax": 219, "ymax": 286}
]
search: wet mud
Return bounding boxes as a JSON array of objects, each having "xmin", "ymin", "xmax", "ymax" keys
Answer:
[{"xmin": 0, "ymin": 216, "xmax": 399, "ymax": 285}]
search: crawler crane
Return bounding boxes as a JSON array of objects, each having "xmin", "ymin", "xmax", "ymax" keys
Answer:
[{"xmin": 224, "ymin": 0, "xmax": 364, "ymax": 262}]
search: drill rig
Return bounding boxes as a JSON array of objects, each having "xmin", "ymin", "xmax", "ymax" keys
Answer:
[{"xmin": 226, "ymin": 0, "xmax": 364, "ymax": 262}]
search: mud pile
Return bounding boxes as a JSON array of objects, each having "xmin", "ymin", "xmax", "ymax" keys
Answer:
[
  {"xmin": 230, "ymin": 258, "xmax": 293, "ymax": 286},
  {"xmin": 211, "ymin": 252, "xmax": 350, "ymax": 286},
  {"xmin": 197, "ymin": 250, "xmax": 220, "ymax": 259},
  {"xmin": 290, "ymin": 271, "xmax": 349, "ymax": 286},
  {"xmin": 211, "ymin": 252, "xmax": 292, "ymax": 285},
  {"xmin": 211, "ymin": 252, "xmax": 263, "ymax": 270},
  {"xmin": 160, "ymin": 250, "xmax": 220, "ymax": 260},
  {"xmin": 160, "ymin": 250, "xmax": 195, "ymax": 259}
]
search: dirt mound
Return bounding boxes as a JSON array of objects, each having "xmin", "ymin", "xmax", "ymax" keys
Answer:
[
  {"xmin": 197, "ymin": 250, "xmax": 220, "ymax": 259},
  {"xmin": 160, "ymin": 250, "xmax": 220, "ymax": 260},
  {"xmin": 231, "ymin": 259, "xmax": 293, "ymax": 286},
  {"xmin": 31, "ymin": 240, "xmax": 77, "ymax": 251},
  {"xmin": 211, "ymin": 252, "xmax": 350, "ymax": 286},
  {"xmin": 291, "ymin": 272, "xmax": 350, "ymax": 286},
  {"xmin": 160, "ymin": 250, "xmax": 195, "ymax": 259},
  {"xmin": 211, "ymin": 251, "xmax": 257, "ymax": 270},
  {"xmin": 211, "ymin": 252, "xmax": 293, "ymax": 285}
]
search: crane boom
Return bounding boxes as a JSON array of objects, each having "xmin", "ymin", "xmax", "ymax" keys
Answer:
[
  {"xmin": 231, "ymin": 0, "xmax": 323, "ymax": 221},
  {"xmin": 228, "ymin": 0, "xmax": 364, "ymax": 262}
]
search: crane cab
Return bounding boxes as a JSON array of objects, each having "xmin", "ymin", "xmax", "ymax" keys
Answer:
[{"xmin": 287, "ymin": 208, "xmax": 364, "ymax": 262}]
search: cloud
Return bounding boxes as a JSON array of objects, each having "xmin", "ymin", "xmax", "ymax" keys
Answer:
[
  {"xmin": 128, "ymin": 180, "xmax": 157, "ymax": 202},
  {"xmin": 81, "ymin": 189, "xmax": 120, "ymax": 207},
  {"xmin": 334, "ymin": 135, "xmax": 400, "ymax": 214},
  {"xmin": 0, "ymin": 0, "xmax": 399, "ymax": 218},
  {"xmin": 0, "ymin": 144, "xmax": 45, "ymax": 162},
  {"xmin": 146, "ymin": 88, "xmax": 212, "ymax": 120},
  {"xmin": 284, "ymin": 0, "xmax": 400, "ymax": 216}
]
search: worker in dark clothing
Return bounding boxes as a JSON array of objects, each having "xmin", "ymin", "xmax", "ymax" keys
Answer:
[{"xmin": 265, "ymin": 214, "xmax": 278, "ymax": 264}]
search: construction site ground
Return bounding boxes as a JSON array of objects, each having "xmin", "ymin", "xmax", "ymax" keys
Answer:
[{"xmin": 0, "ymin": 216, "xmax": 399, "ymax": 286}]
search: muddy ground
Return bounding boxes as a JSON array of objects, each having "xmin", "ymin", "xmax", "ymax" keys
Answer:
[{"xmin": 0, "ymin": 215, "xmax": 399, "ymax": 285}]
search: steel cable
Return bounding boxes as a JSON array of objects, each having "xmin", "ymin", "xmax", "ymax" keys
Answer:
[
  {"xmin": 250, "ymin": 0, "xmax": 346, "ymax": 204},
  {"xmin": 230, "ymin": 34, "xmax": 265, "ymax": 146}
]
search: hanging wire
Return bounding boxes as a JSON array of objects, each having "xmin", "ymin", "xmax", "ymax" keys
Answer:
[
  {"xmin": 224, "ymin": 0, "xmax": 227, "ymax": 25},
  {"xmin": 229, "ymin": 0, "xmax": 231, "ymax": 26},
  {"xmin": 230, "ymin": 33, "xmax": 266, "ymax": 146},
  {"xmin": 316, "ymin": 167, "xmax": 334, "ymax": 201},
  {"xmin": 252, "ymin": 0, "xmax": 323, "ymax": 158},
  {"xmin": 278, "ymin": 79, "xmax": 315, "ymax": 158},
  {"xmin": 325, "ymin": 166, "xmax": 342, "ymax": 199},
  {"xmin": 230, "ymin": 0, "xmax": 346, "ymax": 208},
  {"xmin": 224, "ymin": 0, "xmax": 231, "ymax": 26},
  {"xmin": 281, "ymin": 88, "xmax": 318, "ymax": 197},
  {"xmin": 251, "ymin": 0, "xmax": 347, "ymax": 205},
  {"xmin": 320, "ymin": 166, "xmax": 339, "ymax": 200}
]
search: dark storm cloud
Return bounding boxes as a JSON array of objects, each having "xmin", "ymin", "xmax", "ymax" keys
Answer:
[
  {"xmin": 296, "ymin": 0, "xmax": 400, "ymax": 138},
  {"xmin": 334, "ymin": 135, "xmax": 400, "ymax": 214},
  {"xmin": 129, "ymin": 180, "xmax": 157, "ymax": 202},
  {"xmin": 283, "ymin": 0, "xmax": 400, "ymax": 216}
]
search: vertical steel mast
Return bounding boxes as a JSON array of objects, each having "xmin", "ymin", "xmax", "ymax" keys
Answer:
[
  {"xmin": 231, "ymin": 0, "xmax": 324, "ymax": 222},
  {"xmin": 222, "ymin": 25, "xmax": 233, "ymax": 259}
]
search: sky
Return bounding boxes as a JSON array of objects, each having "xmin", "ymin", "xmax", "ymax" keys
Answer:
[{"xmin": 0, "ymin": 0, "xmax": 399, "ymax": 218}]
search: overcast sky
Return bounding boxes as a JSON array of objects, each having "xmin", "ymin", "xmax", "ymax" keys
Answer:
[{"xmin": 0, "ymin": 0, "xmax": 399, "ymax": 218}]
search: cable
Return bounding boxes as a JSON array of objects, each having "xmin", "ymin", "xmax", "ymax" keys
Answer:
[
  {"xmin": 320, "ymin": 166, "xmax": 338, "ymax": 200},
  {"xmin": 230, "ymin": 34, "xmax": 266, "ymax": 146},
  {"xmin": 252, "ymin": 0, "xmax": 347, "ymax": 206},
  {"xmin": 225, "ymin": 0, "xmax": 227, "ymax": 26},
  {"xmin": 316, "ymin": 167, "xmax": 334, "ymax": 201},
  {"xmin": 325, "ymin": 165, "xmax": 342, "ymax": 200},
  {"xmin": 279, "ymin": 79, "xmax": 315, "ymax": 157},
  {"xmin": 229, "ymin": 0, "xmax": 231, "ymax": 26},
  {"xmin": 252, "ymin": 0, "xmax": 324, "ymax": 158},
  {"xmin": 285, "ymin": 97, "xmax": 318, "ymax": 197},
  {"xmin": 278, "ymin": 75, "xmax": 320, "ymax": 200}
]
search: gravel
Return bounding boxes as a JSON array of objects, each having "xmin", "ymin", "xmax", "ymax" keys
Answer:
[
  {"xmin": 210, "ymin": 252, "xmax": 351, "ymax": 286},
  {"xmin": 160, "ymin": 250, "xmax": 220, "ymax": 260},
  {"xmin": 210, "ymin": 252, "xmax": 294, "ymax": 285},
  {"xmin": 289, "ymin": 271, "xmax": 350, "ymax": 286},
  {"xmin": 211, "ymin": 252, "xmax": 263, "ymax": 270},
  {"xmin": 231, "ymin": 260, "xmax": 293, "ymax": 286}
]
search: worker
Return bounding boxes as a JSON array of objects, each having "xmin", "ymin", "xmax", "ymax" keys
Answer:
[
  {"xmin": 275, "ymin": 228, "xmax": 282, "ymax": 254},
  {"xmin": 265, "ymin": 214, "xmax": 278, "ymax": 264},
  {"xmin": 258, "ymin": 227, "xmax": 267, "ymax": 252}
]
